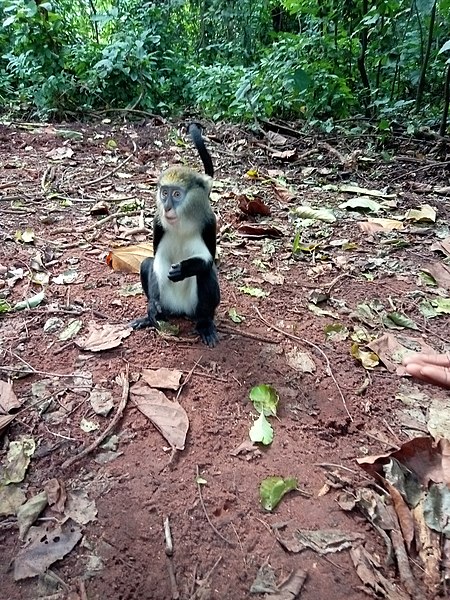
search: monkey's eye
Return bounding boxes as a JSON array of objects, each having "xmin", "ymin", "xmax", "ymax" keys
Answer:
[
  {"xmin": 173, "ymin": 190, "xmax": 182, "ymax": 200},
  {"xmin": 161, "ymin": 189, "xmax": 169, "ymax": 198}
]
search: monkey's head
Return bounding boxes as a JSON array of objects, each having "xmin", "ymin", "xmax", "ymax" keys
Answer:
[{"xmin": 157, "ymin": 166, "xmax": 213, "ymax": 228}]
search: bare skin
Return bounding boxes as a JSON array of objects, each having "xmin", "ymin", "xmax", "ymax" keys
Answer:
[{"xmin": 402, "ymin": 353, "xmax": 450, "ymax": 389}]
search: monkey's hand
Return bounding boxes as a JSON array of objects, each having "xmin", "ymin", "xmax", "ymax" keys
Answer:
[{"xmin": 168, "ymin": 263, "xmax": 185, "ymax": 282}]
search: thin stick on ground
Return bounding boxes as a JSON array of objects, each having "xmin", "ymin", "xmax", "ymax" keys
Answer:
[
  {"xmin": 167, "ymin": 558, "xmax": 179, "ymax": 600},
  {"xmin": 176, "ymin": 356, "xmax": 203, "ymax": 401},
  {"xmin": 61, "ymin": 365, "xmax": 129, "ymax": 469},
  {"xmin": 77, "ymin": 578, "xmax": 89, "ymax": 600},
  {"xmin": 195, "ymin": 465, "xmax": 235, "ymax": 547},
  {"xmin": 254, "ymin": 307, "xmax": 352, "ymax": 422},
  {"xmin": 83, "ymin": 140, "xmax": 137, "ymax": 187},
  {"xmin": 218, "ymin": 323, "xmax": 278, "ymax": 344},
  {"xmin": 50, "ymin": 209, "xmax": 143, "ymax": 235},
  {"xmin": 189, "ymin": 556, "xmax": 223, "ymax": 600},
  {"xmin": 5, "ymin": 353, "xmax": 92, "ymax": 380}
]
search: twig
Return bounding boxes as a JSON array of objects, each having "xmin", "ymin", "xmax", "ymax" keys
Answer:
[
  {"xmin": 83, "ymin": 140, "xmax": 137, "ymax": 187},
  {"xmin": 189, "ymin": 556, "xmax": 223, "ymax": 600},
  {"xmin": 44, "ymin": 427, "xmax": 77, "ymax": 441},
  {"xmin": 167, "ymin": 558, "xmax": 179, "ymax": 600},
  {"xmin": 3, "ymin": 353, "xmax": 91, "ymax": 380},
  {"xmin": 176, "ymin": 356, "xmax": 203, "ymax": 401},
  {"xmin": 217, "ymin": 323, "xmax": 278, "ymax": 344},
  {"xmin": 50, "ymin": 209, "xmax": 142, "ymax": 235},
  {"xmin": 195, "ymin": 465, "xmax": 235, "ymax": 547},
  {"xmin": 315, "ymin": 462, "xmax": 358, "ymax": 474},
  {"xmin": 61, "ymin": 365, "xmax": 129, "ymax": 469},
  {"xmin": 41, "ymin": 165, "xmax": 55, "ymax": 192},
  {"xmin": 254, "ymin": 307, "xmax": 352, "ymax": 422},
  {"xmin": 164, "ymin": 516, "xmax": 174, "ymax": 556},
  {"xmin": 388, "ymin": 505, "xmax": 424, "ymax": 599},
  {"xmin": 192, "ymin": 371, "xmax": 228, "ymax": 383},
  {"xmin": 78, "ymin": 578, "xmax": 88, "ymax": 600},
  {"xmin": 389, "ymin": 159, "xmax": 450, "ymax": 183},
  {"xmin": 317, "ymin": 141, "xmax": 347, "ymax": 165}
]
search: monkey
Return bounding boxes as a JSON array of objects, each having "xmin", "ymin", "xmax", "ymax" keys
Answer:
[{"xmin": 131, "ymin": 123, "xmax": 220, "ymax": 347}]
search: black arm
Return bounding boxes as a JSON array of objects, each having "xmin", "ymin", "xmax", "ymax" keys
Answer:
[
  {"xmin": 153, "ymin": 216, "xmax": 165, "ymax": 253},
  {"xmin": 168, "ymin": 216, "xmax": 217, "ymax": 282}
]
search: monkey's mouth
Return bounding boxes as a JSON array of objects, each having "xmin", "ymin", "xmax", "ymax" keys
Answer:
[{"xmin": 164, "ymin": 214, "xmax": 178, "ymax": 225}]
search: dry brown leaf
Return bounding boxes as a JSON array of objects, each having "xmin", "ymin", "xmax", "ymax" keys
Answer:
[
  {"xmin": 106, "ymin": 243, "xmax": 154, "ymax": 274},
  {"xmin": 141, "ymin": 368, "xmax": 183, "ymax": 391},
  {"xmin": 422, "ymin": 262, "xmax": 450, "ymax": 291},
  {"xmin": 230, "ymin": 440, "xmax": 260, "ymax": 456},
  {"xmin": 14, "ymin": 522, "xmax": 82, "ymax": 581},
  {"xmin": 359, "ymin": 218, "xmax": 404, "ymax": 233},
  {"xmin": 130, "ymin": 381, "xmax": 189, "ymax": 450},
  {"xmin": 385, "ymin": 481, "xmax": 415, "ymax": 551},
  {"xmin": 237, "ymin": 195, "xmax": 271, "ymax": 216},
  {"xmin": 269, "ymin": 569, "xmax": 308, "ymax": 600},
  {"xmin": 430, "ymin": 238, "xmax": 450, "ymax": 257},
  {"xmin": 0, "ymin": 380, "xmax": 22, "ymax": 413},
  {"xmin": 271, "ymin": 185, "xmax": 296, "ymax": 203},
  {"xmin": 271, "ymin": 149, "xmax": 296, "ymax": 160},
  {"xmin": 358, "ymin": 437, "xmax": 450, "ymax": 487},
  {"xmin": 237, "ymin": 224, "xmax": 284, "ymax": 238},
  {"xmin": 90, "ymin": 200, "xmax": 110, "ymax": 216},
  {"xmin": 43, "ymin": 478, "xmax": 67, "ymax": 513},
  {"xmin": 413, "ymin": 500, "xmax": 441, "ymax": 593},
  {"xmin": 285, "ymin": 347, "xmax": 316, "ymax": 373},
  {"xmin": 350, "ymin": 545, "xmax": 409, "ymax": 600},
  {"xmin": 76, "ymin": 322, "xmax": 133, "ymax": 352},
  {"xmin": 0, "ymin": 414, "xmax": 15, "ymax": 437},
  {"xmin": 266, "ymin": 131, "xmax": 287, "ymax": 146},
  {"xmin": 368, "ymin": 334, "xmax": 435, "ymax": 373},
  {"xmin": 277, "ymin": 529, "xmax": 364, "ymax": 554},
  {"xmin": 262, "ymin": 272, "xmax": 285, "ymax": 285}
]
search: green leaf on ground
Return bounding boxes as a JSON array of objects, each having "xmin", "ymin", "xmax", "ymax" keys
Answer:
[
  {"xmin": 324, "ymin": 323, "xmax": 349, "ymax": 341},
  {"xmin": 238, "ymin": 286, "xmax": 269, "ymax": 298},
  {"xmin": 383, "ymin": 312, "xmax": 418, "ymax": 330},
  {"xmin": 249, "ymin": 384, "xmax": 279, "ymax": 416},
  {"xmin": 259, "ymin": 476, "xmax": 298, "ymax": 511},
  {"xmin": 228, "ymin": 308, "xmax": 245, "ymax": 323},
  {"xmin": 339, "ymin": 197, "xmax": 384, "ymax": 213},
  {"xmin": 351, "ymin": 344, "xmax": 379, "ymax": 369},
  {"xmin": 13, "ymin": 291, "xmax": 45, "ymax": 311},
  {"xmin": 292, "ymin": 206, "xmax": 336, "ymax": 223},
  {"xmin": 249, "ymin": 412, "xmax": 274, "ymax": 445}
]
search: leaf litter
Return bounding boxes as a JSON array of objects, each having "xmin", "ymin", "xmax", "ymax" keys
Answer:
[{"xmin": 3, "ymin": 121, "xmax": 450, "ymax": 598}]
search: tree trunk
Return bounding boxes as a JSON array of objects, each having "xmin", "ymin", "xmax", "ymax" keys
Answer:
[
  {"xmin": 439, "ymin": 62, "xmax": 450, "ymax": 136},
  {"xmin": 415, "ymin": 0, "xmax": 437, "ymax": 111},
  {"xmin": 357, "ymin": 0, "xmax": 371, "ymax": 117}
]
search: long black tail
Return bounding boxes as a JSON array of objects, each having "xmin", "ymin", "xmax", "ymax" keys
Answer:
[{"xmin": 187, "ymin": 122, "xmax": 214, "ymax": 178}]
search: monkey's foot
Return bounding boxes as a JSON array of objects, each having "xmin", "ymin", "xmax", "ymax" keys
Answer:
[
  {"xmin": 196, "ymin": 322, "xmax": 218, "ymax": 347},
  {"xmin": 130, "ymin": 316, "xmax": 159, "ymax": 330}
]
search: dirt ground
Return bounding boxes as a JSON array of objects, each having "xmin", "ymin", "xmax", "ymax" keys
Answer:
[{"xmin": 0, "ymin": 119, "xmax": 449, "ymax": 600}]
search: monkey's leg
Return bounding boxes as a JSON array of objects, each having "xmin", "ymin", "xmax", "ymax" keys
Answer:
[
  {"xmin": 194, "ymin": 270, "xmax": 220, "ymax": 347},
  {"xmin": 131, "ymin": 257, "xmax": 165, "ymax": 330},
  {"xmin": 168, "ymin": 257, "xmax": 212, "ymax": 282}
]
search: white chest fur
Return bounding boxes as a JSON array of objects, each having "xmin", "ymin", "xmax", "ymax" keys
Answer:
[{"xmin": 153, "ymin": 228, "xmax": 211, "ymax": 316}]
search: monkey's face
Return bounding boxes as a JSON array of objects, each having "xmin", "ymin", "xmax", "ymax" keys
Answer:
[{"xmin": 158, "ymin": 185, "xmax": 185, "ymax": 226}]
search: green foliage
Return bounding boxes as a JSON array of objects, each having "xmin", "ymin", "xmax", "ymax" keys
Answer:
[{"xmin": 0, "ymin": 0, "xmax": 449, "ymax": 126}]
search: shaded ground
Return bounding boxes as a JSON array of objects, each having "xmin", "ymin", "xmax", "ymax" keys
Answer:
[{"xmin": 0, "ymin": 119, "xmax": 449, "ymax": 600}]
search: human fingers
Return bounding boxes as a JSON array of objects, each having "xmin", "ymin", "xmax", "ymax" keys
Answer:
[
  {"xmin": 404, "ymin": 363, "xmax": 450, "ymax": 389},
  {"xmin": 403, "ymin": 352, "xmax": 450, "ymax": 368}
]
